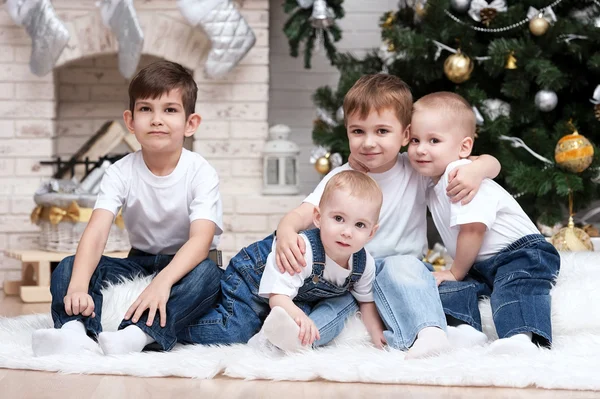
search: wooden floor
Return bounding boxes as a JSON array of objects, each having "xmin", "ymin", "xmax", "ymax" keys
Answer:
[{"xmin": 1, "ymin": 293, "xmax": 598, "ymax": 399}]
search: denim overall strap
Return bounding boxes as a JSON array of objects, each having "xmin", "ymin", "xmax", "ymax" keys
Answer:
[
  {"xmin": 298, "ymin": 228, "xmax": 325, "ymax": 285},
  {"xmin": 345, "ymin": 248, "xmax": 367, "ymax": 291}
]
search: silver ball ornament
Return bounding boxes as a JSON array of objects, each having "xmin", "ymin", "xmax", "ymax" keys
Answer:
[
  {"xmin": 450, "ymin": 0, "xmax": 471, "ymax": 14},
  {"xmin": 336, "ymin": 107, "xmax": 344, "ymax": 122},
  {"xmin": 534, "ymin": 90, "xmax": 558, "ymax": 112}
]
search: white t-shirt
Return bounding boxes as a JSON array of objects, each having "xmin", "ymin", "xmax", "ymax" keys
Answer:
[
  {"xmin": 95, "ymin": 149, "xmax": 223, "ymax": 254},
  {"xmin": 258, "ymin": 234, "xmax": 376, "ymax": 302},
  {"xmin": 304, "ymin": 153, "xmax": 429, "ymax": 260},
  {"xmin": 427, "ymin": 159, "xmax": 539, "ymax": 262}
]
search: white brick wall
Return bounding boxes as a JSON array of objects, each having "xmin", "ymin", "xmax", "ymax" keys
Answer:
[
  {"xmin": 0, "ymin": 0, "xmax": 301, "ymax": 286},
  {"xmin": 269, "ymin": 0, "xmax": 398, "ymax": 193}
]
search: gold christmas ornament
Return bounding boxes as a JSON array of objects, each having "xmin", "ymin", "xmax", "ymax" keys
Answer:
[
  {"xmin": 444, "ymin": 51, "xmax": 474, "ymax": 84},
  {"xmin": 529, "ymin": 15, "xmax": 550, "ymax": 36},
  {"xmin": 387, "ymin": 40, "xmax": 396, "ymax": 52},
  {"xmin": 552, "ymin": 217, "xmax": 594, "ymax": 251},
  {"xmin": 554, "ymin": 122, "xmax": 594, "ymax": 173},
  {"xmin": 383, "ymin": 12, "xmax": 396, "ymax": 28},
  {"xmin": 314, "ymin": 156, "xmax": 332, "ymax": 174},
  {"xmin": 551, "ymin": 191, "xmax": 594, "ymax": 251},
  {"xmin": 414, "ymin": 0, "xmax": 427, "ymax": 18},
  {"xmin": 505, "ymin": 52, "xmax": 517, "ymax": 69}
]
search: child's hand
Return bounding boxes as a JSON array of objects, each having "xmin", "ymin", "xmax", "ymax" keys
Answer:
[
  {"xmin": 447, "ymin": 163, "xmax": 484, "ymax": 205},
  {"xmin": 348, "ymin": 154, "xmax": 370, "ymax": 173},
  {"xmin": 295, "ymin": 313, "xmax": 320, "ymax": 346},
  {"xmin": 64, "ymin": 291, "xmax": 95, "ymax": 318},
  {"xmin": 124, "ymin": 277, "xmax": 172, "ymax": 327},
  {"xmin": 432, "ymin": 270, "xmax": 458, "ymax": 286},
  {"xmin": 275, "ymin": 231, "xmax": 307, "ymax": 275},
  {"xmin": 370, "ymin": 328, "xmax": 387, "ymax": 349}
]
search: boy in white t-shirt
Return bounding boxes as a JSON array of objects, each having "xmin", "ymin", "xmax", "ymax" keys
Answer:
[
  {"xmin": 408, "ymin": 92, "xmax": 560, "ymax": 353},
  {"xmin": 32, "ymin": 61, "xmax": 224, "ymax": 356},
  {"xmin": 275, "ymin": 74, "xmax": 503, "ymax": 358},
  {"xmin": 178, "ymin": 171, "xmax": 386, "ymax": 350}
]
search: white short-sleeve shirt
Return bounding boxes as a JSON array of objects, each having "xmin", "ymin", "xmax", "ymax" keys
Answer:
[
  {"xmin": 94, "ymin": 149, "xmax": 223, "ymax": 254},
  {"xmin": 258, "ymin": 234, "xmax": 376, "ymax": 302},
  {"xmin": 304, "ymin": 153, "xmax": 429, "ymax": 260},
  {"xmin": 427, "ymin": 159, "xmax": 539, "ymax": 261}
]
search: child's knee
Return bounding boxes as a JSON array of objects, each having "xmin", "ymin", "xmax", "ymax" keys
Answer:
[{"xmin": 50, "ymin": 256, "xmax": 76, "ymax": 296}]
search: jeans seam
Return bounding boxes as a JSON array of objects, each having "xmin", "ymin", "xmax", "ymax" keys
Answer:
[
  {"xmin": 492, "ymin": 299, "xmax": 520, "ymax": 318},
  {"xmin": 315, "ymin": 300, "xmax": 358, "ymax": 337},
  {"xmin": 502, "ymin": 326, "xmax": 551, "ymax": 342},
  {"xmin": 373, "ymin": 279, "xmax": 405, "ymax": 347}
]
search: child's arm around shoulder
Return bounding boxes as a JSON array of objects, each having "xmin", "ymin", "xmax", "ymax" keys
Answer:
[
  {"xmin": 446, "ymin": 155, "xmax": 501, "ymax": 205},
  {"xmin": 275, "ymin": 202, "xmax": 315, "ymax": 274}
]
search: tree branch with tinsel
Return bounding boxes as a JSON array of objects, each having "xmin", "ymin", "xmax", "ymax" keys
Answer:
[{"xmin": 283, "ymin": 0, "xmax": 345, "ymax": 68}]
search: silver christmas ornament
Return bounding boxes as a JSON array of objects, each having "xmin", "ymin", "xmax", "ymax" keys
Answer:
[
  {"xmin": 535, "ymin": 90, "xmax": 558, "ymax": 112},
  {"xmin": 296, "ymin": 0, "xmax": 314, "ymax": 8},
  {"xmin": 450, "ymin": 0, "xmax": 471, "ymax": 14},
  {"xmin": 310, "ymin": 0, "xmax": 334, "ymax": 28},
  {"xmin": 336, "ymin": 106, "xmax": 344, "ymax": 122}
]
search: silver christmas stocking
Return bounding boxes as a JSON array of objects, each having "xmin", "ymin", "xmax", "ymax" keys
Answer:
[
  {"xmin": 5, "ymin": 0, "xmax": 70, "ymax": 76},
  {"xmin": 178, "ymin": 0, "xmax": 256, "ymax": 78},
  {"xmin": 98, "ymin": 0, "xmax": 144, "ymax": 79}
]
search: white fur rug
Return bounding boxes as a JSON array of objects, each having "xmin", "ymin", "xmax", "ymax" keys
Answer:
[{"xmin": 1, "ymin": 252, "xmax": 600, "ymax": 390}]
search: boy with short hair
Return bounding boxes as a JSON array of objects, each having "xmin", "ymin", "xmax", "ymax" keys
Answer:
[
  {"xmin": 408, "ymin": 92, "xmax": 560, "ymax": 353},
  {"xmin": 179, "ymin": 171, "xmax": 386, "ymax": 350},
  {"xmin": 32, "ymin": 60, "xmax": 224, "ymax": 356},
  {"xmin": 275, "ymin": 74, "xmax": 502, "ymax": 358}
]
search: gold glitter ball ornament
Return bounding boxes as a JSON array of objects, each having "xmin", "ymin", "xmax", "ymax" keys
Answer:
[
  {"xmin": 314, "ymin": 156, "xmax": 332, "ymax": 174},
  {"xmin": 444, "ymin": 52, "xmax": 474, "ymax": 84},
  {"xmin": 551, "ymin": 217, "xmax": 594, "ymax": 251},
  {"xmin": 529, "ymin": 15, "xmax": 550, "ymax": 36},
  {"xmin": 554, "ymin": 128, "xmax": 594, "ymax": 173}
]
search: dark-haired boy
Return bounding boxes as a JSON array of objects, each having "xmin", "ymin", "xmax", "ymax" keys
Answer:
[{"xmin": 32, "ymin": 60, "xmax": 224, "ymax": 356}]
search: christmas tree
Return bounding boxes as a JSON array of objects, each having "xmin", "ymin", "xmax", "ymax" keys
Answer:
[{"xmin": 289, "ymin": 0, "xmax": 600, "ymax": 224}]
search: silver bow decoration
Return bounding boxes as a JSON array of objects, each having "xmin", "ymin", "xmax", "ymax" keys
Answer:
[
  {"xmin": 5, "ymin": 0, "xmax": 70, "ymax": 76},
  {"xmin": 526, "ymin": 6, "xmax": 557, "ymax": 23},
  {"xmin": 468, "ymin": 0, "xmax": 507, "ymax": 22},
  {"xmin": 97, "ymin": 0, "xmax": 144, "ymax": 79},
  {"xmin": 316, "ymin": 107, "xmax": 337, "ymax": 127},
  {"xmin": 472, "ymin": 106, "xmax": 484, "ymax": 125},
  {"xmin": 297, "ymin": 0, "xmax": 315, "ymax": 8},
  {"xmin": 590, "ymin": 85, "xmax": 600, "ymax": 105}
]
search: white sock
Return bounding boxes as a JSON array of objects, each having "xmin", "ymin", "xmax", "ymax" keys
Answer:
[
  {"xmin": 98, "ymin": 325, "xmax": 155, "ymax": 355},
  {"xmin": 32, "ymin": 320, "xmax": 100, "ymax": 357},
  {"xmin": 447, "ymin": 324, "xmax": 488, "ymax": 348},
  {"xmin": 262, "ymin": 306, "xmax": 304, "ymax": 352},
  {"xmin": 247, "ymin": 328, "xmax": 281, "ymax": 354},
  {"xmin": 488, "ymin": 332, "xmax": 537, "ymax": 355},
  {"xmin": 405, "ymin": 327, "xmax": 451, "ymax": 359}
]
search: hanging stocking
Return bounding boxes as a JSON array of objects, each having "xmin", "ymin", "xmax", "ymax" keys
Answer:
[
  {"xmin": 5, "ymin": 0, "xmax": 70, "ymax": 76},
  {"xmin": 178, "ymin": 0, "xmax": 256, "ymax": 78},
  {"xmin": 97, "ymin": 0, "xmax": 144, "ymax": 79}
]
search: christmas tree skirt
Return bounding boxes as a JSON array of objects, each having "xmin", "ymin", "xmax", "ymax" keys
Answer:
[{"xmin": 1, "ymin": 252, "xmax": 599, "ymax": 391}]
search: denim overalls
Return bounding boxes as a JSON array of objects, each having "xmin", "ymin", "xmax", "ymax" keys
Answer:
[
  {"xmin": 438, "ymin": 234, "xmax": 560, "ymax": 347},
  {"xmin": 178, "ymin": 228, "xmax": 367, "ymax": 346}
]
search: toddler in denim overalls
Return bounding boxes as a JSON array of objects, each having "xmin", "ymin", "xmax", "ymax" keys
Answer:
[
  {"xmin": 408, "ymin": 92, "xmax": 560, "ymax": 354},
  {"xmin": 179, "ymin": 170, "xmax": 388, "ymax": 350}
]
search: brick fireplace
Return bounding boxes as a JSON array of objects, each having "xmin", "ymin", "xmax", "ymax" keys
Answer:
[{"xmin": 0, "ymin": 0, "xmax": 302, "ymax": 287}]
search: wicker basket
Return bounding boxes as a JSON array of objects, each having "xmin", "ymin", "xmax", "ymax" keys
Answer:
[{"xmin": 33, "ymin": 189, "xmax": 130, "ymax": 253}]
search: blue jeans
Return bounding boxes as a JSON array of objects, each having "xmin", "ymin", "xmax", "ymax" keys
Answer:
[
  {"xmin": 305, "ymin": 255, "xmax": 447, "ymax": 350},
  {"xmin": 179, "ymin": 232, "xmax": 364, "ymax": 347},
  {"xmin": 50, "ymin": 254, "xmax": 223, "ymax": 351},
  {"xmin": 438, "ymin": 234, "xmax": 560, "ymax": 346}
]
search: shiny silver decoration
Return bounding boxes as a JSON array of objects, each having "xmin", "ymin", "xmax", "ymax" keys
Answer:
[{"xmin": 535, "ymin": 90, "xmax": 558, "ymax": 112}]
